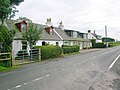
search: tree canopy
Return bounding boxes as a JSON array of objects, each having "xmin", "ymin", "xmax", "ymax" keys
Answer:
[
  {"xmin": 0, "ymin": 0, "xmax": 11, "ymax": 24},
  {"xmin": 0, "ymin": 25, "xmax": 13, "ymax": 52},
  {"xmin": 17, "ymin": 17, "xmax": 32, "ymax": 23},
  {"xmin": 10, "ymin": 0, "xmax": 24, "ymax": 6},
  {"xmin": 0, "ymin": 0, "xmax": 24, "ymax": 24},
  {"xmin": 102, "ymin": 37, "xmax": 115, "ymax": 42},
  {"xmin": 22, "ymin": 23, "xmax": 42, "ymax": 49}
]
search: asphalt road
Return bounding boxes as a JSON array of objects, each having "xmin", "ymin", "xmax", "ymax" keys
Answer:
[{"xmin": 0, "ymin": 46, "xmax": 120, "ymax": 90}]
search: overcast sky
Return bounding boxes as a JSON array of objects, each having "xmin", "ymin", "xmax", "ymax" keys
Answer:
[{"xmin": 15, "ymin": 0, "xmax": 120, "ymax": 40}]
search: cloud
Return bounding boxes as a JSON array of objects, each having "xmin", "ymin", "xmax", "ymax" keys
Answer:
[{"xmin": 15, "ymin": 0, "xmax": 120, "ymax": 40}]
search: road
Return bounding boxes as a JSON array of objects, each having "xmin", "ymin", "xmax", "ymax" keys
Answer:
[{"xmin": 0, "ymin": 46, "xmax": 120, "ymax": 90}]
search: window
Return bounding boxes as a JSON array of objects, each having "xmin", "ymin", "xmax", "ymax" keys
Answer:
[
  {"xmin": 21, "ymin": 24, "xmax": 26, "ymax": 32},
  {"xmin": 56, "ymin": 42, "xmax": 59, "ymax": 46},
  {"xmin": 22, "ymin": 41, "xmax": 27, "ymax": 50},
  {"xmin": 42, "ymin": 41, "xmax": 46, "ymax": 46}
]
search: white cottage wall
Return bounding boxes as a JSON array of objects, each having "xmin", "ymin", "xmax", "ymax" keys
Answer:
[{"xmin": 36, "ymin": 40, "xmax": 63, "ymax": 47}]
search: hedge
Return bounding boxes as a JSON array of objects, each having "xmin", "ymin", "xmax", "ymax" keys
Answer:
[
  {"xmin": 62, "ymin": 45, "xmax": 80, "ymax": 54},
  {"xmin": 0, "ymin": 61, "xmax": 11, "ymax": 67},
  {"xmin": 91, "ymin": 39, "xmax": 105, "ymax": 48},
  {"xmin": 93, "ymin": 43, "xmax": 105, "ymax": 48},
  {"xmin": 0, "ymin": 53, "xmax": 11, "ymax": 67},
  {"xmin": 34, "ymin": 46, "xmax": 62, "ymax": 60}
]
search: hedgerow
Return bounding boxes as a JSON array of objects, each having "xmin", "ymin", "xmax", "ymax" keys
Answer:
[
  {"xmin": 62, "ymin": 45, "xmax": 80, "ymax": 54},
  {"xmin": 34, "ymin": 46, "xmax": 62, "ymax": 60}
]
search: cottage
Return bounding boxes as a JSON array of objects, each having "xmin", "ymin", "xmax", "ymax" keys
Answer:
[
  {"xmin": 88, "ymin": 30, "xmax": 102, "ymax": 42},
  {"xmin": 4, "ymin": 19, "xmax": 93, "ymax": 57},
  {"xmin": 64, "ymin": 29, "xmax": 92, "ymax": 49},
  {"xmin": 36, "ymin": 18, "xmax": 63, "ymax": 46}
]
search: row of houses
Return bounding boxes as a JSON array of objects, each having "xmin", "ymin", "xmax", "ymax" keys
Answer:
[{"xmin": 4, "ymin": 18, "xmax": 102, "ymax": 57}]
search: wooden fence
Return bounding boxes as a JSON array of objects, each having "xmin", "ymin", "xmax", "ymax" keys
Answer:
[{"xmin": 0, "ymin": 52, "xmax": 12, "ymax": 66}]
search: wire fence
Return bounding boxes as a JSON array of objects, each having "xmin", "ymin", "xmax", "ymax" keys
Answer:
[{"xmin": 12, "ymin": 49, "xmax": 41, "ymax": 65}]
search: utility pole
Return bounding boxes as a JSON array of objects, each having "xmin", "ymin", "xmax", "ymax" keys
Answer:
[{"xmin": 105, "ymin": 25, "xmax": 108, "ymax": 48}]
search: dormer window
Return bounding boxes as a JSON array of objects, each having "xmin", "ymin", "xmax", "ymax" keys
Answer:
[
  {"xmin": 15, "ymin": 20, "xmax": 27, "ymax": 32},
  {"xmin": 21, "ymin": 23, "xmax": 27, "ymax": 32}
]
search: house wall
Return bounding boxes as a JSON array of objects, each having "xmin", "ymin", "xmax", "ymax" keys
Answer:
[
  {"xmin": 64, "ymin": 41, "xmax": 83, "ymax": 49},
  {"xmin": 12, "ymin": 40, "xmax": 30, "ymax": 58},
  {"xmin": 79, "ymin": 42, "xmax": 83, "ymax": 49},
  {"xmin": 12, "ymin": 40, "xmax": 22, "ymax": 58},
  {"xmin": 36, "ymin": 40, "xmax": 63, "ymax": 47},
  {"xmin": 83, "ymin": 34, "xmax": 88, "ymax": 39},
  {"xmin": 73, "ymin": 31, "xmax": 77, "ymax": 38},
  {"xmin": 88, "ymin": 33, "xmax": 96, "ymax": 39},
  {"xmin": 96, "ymin": 39, "xmax": 102, "ymax": 43}
]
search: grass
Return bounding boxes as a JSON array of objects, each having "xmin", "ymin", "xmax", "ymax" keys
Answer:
[
  {"xmin": 62, "ymin": 52, "xmax": 80, "ymax": 57},
  {"xmin": 0, "ymin": 66, "xmax": 20, "ymax": 72}
]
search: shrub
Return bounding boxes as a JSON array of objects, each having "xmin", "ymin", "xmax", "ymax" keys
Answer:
[
  {"xmin": 0, "ymin": 61, "xmax": 11, "ymax": 67},
  {"xmin": 93, "ymin": 43, "xmax": 105, "ymax": 48},
  {"xmin": 34, "ymin": 46, "xmax": 62, "ymax": 60},
  {"xmin": 62, "ymin": 45, "xmax": 80, "ymax": 54},
  {"xmin": 0, "ymin": 53, "xmax": 11, "ymax": 67}
]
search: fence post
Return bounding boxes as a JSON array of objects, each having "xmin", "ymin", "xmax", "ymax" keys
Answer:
[
  {"xmin": 39, "ymin": 48, "xmax": 41, "ymax": 61},
  {"xmin": 23, "ymin": 51, "xmax": 24, "ymax": 64},
  {"xmin": 11, "ymin": 51, "xmax": 14, "ymax": 66},
  {"xmin": 30, "ymin": 50, "xmax": 32, "ymax": 61}
]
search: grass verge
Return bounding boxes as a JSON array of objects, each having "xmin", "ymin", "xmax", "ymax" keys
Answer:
[
  {"xmin": 62, "ymin": 52, "xmax": 80, "ymax": 57},
  {"xmin": 0, "ymin": 66, "xmax": 20, "ymax": 72}
]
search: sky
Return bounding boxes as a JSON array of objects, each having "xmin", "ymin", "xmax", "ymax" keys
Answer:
[{"xmin": 15, "ymin": 0, "xmax": 120, "ymax": 40}]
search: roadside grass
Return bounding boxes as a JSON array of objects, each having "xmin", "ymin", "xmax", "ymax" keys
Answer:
[
  {"xmin": 0, "ymin": 66, "xmax": 20, "ymax": 72},
  {"xmin": 62, "ymin": 52, "xmax": 80, "ymax": 57}
]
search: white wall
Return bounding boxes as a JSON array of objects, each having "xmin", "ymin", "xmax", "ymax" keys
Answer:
[
  {"xmin": 88, "ymin": 33, "xmax": 96, "ymax": 39},
  {"xmin": 36, "ymin": 40, "xmax": 63, "ymax": 47},
  {"xmin": 73, "ymin": 31, "xmax": 77, "ymax": 38},
  {"xmin": 12, "ymin": 40, "xmax": 22, "ymax": 58},
  {"xmin": 96, "ymin": 39, "xmax": 102, "ymax": 43},
  {"xmin": 12, "ymin": 40, "xmax": 30, "ymax": 58}
]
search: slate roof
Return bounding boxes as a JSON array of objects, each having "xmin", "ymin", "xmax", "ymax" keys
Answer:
[
  {"xmin": 36, "ymin": 24, "xmax": 61, "ymax": 41},
  {"xmin": 91, "ymin": 33, "xmax": 102, "ymax": 40},
  {"xmin": 4, "ymin": 20, "xmax": 91, "ymax": 42},
  {"xmin": 57, "ymin": 28, "xmax": 90, "ymax": 42},
  {"xmin": 5, "ymin": 20, "xmax": 22, "ymax": 40},
  {"xmin": 54, "ymin": 27, "xmax": 84, "ymax": 41},
  {"xmin": 5, "ymin": 20, "xmax": 61, "ymax": 41}
]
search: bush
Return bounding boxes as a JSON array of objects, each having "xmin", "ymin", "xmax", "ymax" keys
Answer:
[
  {"xmin": 0, "ymin": 61, "xmax": 11, "ymax": 67},
  {"xmin": 0, "ymin": 53, "xmax": 11, "ymax": 67},
  {"xmin": 34, "ymin": 46, "xmax": 62, "ymax": 60},
  {"xmin": 62, "ymin": 45, "xmax": 80, "ymax": 54},
  {"xmin": 93, "ymin": 43, "xmax": 105, "ymax": 48}
]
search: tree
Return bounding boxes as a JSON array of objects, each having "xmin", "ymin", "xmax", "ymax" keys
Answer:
[
  {"xmin": 102, "ymin": 37, "xmax": 115, "ymax": 42},
  {"xmin": 17, "ymin": 17, "xmax": 32, "ymax": 23},
  {"xmin": 0, "ymin": 0, "xmax": 24, "ymax": 24},
  {"xmin": 10, "ymin": 0, "xmax": 24, "ymax": 6},
  {"xmin": 0, "ymin": 0, "xmax": 11, "ymax": 24},
  {"xmin": 22, "ymin": 23, "xmax": 42, "ymax": 49},
  {"xmin": 0, "ymin": 25, "xmax": 14, "ymax": 52},
  {"xmin": 9, "ymin": 0, "xmax": 24, "ymax": 19}
]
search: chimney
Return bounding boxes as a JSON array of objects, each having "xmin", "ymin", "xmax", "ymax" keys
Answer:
[
  {"xmin": 45, "ymin": 18, "xmax": 53, "ymax": 28},
  {"xmin": 88, "ymin": 30, "xmax": 91, "ymax": 33},
  {"xmin": 59, "ymin": 21, "xmax": 64, "ymax": 30},
  {"xmin": 45, "ymin": 18, "xmax": 53, "ymax": 35},
  {"xmin": 94, "ymin": 30, "xmax": 96, "ymax": 34}
]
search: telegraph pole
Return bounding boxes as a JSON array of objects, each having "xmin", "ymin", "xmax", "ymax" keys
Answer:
[{"xmin": 105, "ymin": 26, "xmax": 108, "ymax": 48}]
